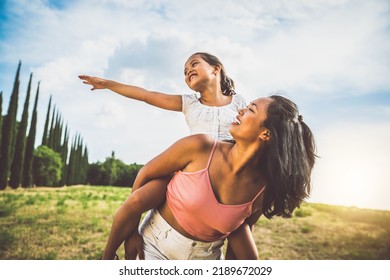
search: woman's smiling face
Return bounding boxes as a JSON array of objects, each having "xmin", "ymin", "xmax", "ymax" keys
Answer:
[{"xmin": 230, "ymin": 97, "xmax": 273, "ymax": 142}]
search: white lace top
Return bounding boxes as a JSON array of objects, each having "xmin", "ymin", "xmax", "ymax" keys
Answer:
[{"xmin": 182, "ymin": 93, "xmax": 247, "ymax": 141}]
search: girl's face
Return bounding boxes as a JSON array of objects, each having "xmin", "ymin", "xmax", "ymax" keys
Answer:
[
  {"xmin": 183, "ymin": 54, "xmax": 218, "ymax": 92},
  {"xmin": 230, "ymin": 97, "xmax": 272, "ymax": 143}
]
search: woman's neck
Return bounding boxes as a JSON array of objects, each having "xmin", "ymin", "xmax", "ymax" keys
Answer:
[{"xmin": 226, "ymin": 141, "xmax": 264, "ymax": 175}]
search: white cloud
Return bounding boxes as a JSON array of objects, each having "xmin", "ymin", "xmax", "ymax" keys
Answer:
[{"xmin": 229, "ymin": 0, "xmax": 390, "ymax": 101}]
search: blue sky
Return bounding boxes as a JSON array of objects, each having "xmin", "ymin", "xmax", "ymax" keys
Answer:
[{"xmin": 0, "ymin": 0, "xmax": 389, "ymax": 210}]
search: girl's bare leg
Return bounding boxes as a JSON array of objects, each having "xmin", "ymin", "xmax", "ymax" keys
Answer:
[{"xmin": 101, "ymin": 176, "xmax": 171, "ymax": 259}]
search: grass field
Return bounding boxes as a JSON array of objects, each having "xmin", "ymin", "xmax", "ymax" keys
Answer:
[{"xmin": 1, "ymin": 185, "xmax": 389, "ymax": 260}]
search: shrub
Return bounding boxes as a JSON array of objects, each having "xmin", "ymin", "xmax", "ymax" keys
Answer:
[{"xmin": 33, "ymin": 145, "xmax": 62, "ymax": 186}]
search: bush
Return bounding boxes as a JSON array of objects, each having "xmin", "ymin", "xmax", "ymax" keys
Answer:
[
  {"xmin": 33, "ymin": 145, "xmax": 62, "ymax": 186},
  {"xmin": 87, "ymin": 154, "xmax": 142, "ymax": 187}
]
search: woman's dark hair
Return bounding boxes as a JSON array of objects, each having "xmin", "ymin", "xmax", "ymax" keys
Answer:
[
  {"xmin": 192, "ymin": 52, "xmax": 236, "ymax": 96},
  {"xmin": 261, "ymin": 95, "xmax": 317, "ymax": 219}
]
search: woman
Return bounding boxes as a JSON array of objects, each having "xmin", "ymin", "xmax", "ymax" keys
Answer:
[{"xmin": 102, "ymin": 94, "xmax": 316, "ymax": 260}]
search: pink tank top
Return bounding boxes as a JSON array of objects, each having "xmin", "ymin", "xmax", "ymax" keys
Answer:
[{"xmin": 166, "ymin": 140, "xmax": 265, "ymax": 241}]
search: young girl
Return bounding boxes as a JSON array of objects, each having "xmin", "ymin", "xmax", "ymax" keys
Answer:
[
  {"xmin": 79, "ymin": 52, "xmax": 250, "ymax": 259},
  {"xmin": 79, "ymin": 52, "xmax": 246, "ymax": 140}
]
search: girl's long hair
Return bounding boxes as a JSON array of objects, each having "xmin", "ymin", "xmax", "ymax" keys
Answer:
[
  {"xmin": 262, "ymin": 95, "xmax": 317, "ymax": 218},
  {"xmin": 193, "ymin": 52, "xmax": 236, "ymax": 96}
]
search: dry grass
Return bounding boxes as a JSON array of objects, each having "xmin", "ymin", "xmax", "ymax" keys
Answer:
[
  {"xmin": 253, "ymin": 204, "xmax": 390, "ymax": 259},
  {"xmin": 1, "ymin": 186, "xmax": 389, "ymax": 260}
]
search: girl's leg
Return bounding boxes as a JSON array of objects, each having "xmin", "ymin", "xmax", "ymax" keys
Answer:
[
  {"xmin": 123, "ymin": 176, "xmax": 171, "ymax": 259},
  {"xmin": 102, "ymin": 176, "xmax": 170, "ymax": 259}
]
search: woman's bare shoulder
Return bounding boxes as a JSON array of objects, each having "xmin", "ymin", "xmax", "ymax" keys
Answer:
[{"xmin": 177, "ymin": 134, "xmax": 216, "ymax": 151}]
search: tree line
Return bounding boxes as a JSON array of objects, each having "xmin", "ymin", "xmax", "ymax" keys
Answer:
[{"xmin": 0, "ymin": 61, "xmax": 142, "ymax": 189}]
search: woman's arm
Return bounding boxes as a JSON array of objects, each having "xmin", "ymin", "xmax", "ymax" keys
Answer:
[
  {"xmin": 226, "ymin": 209, "xmax": 263, "ymax": 260},
  {"xmin": 78, "ymin": 75, "xmax": 182, "ymax": 111},
  {"xmin": 226, "ymin": 222, "xmax": 258, "ymax": 260}
]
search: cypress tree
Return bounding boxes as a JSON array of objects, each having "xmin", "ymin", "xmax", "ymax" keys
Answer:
[
  {"xmin": 75, "ymin": 136, "xmax": 82, "ymax": 184},
  {"xmin": 53, "ymin": 113, "xmax": 63, "ymax": 153},
  {"xmin": 22, "ymin": 82, "xmax": 39, "ymax": 188},
  {"xmin": 60, "ymin": 125, "xmax": 69, "ymax": 186},
  {"xmin": 41, "ymin": 95, "xmax": 52, "ymax": 146},
  {"xmin": 47, "ymin": 106, "xmax": 56, "ymax": 149},
  {"xmin": 66, "ymin": 135, "xmax": 76, "ymax": 185},
  {"xmin": 82, "ymin": 145, "xmax": 89, "ymax": 184},
  {"xmin": 0, "ymin": 61, "xmax": 21, "ymax": 190},
  {"xmin": 0, "ymin": 92, "xmax": 3, "ymax": 155},
  {"xmin": 9, "ymin": 73, "xmax": 33, "ymax": 189}
]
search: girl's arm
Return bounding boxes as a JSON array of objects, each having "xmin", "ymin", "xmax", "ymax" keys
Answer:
[
  {"xmin": 78, "ymin": 75, "xmax": 182, "ymax": 111},
  {"xmin": 101, "ymin": 135, "xmax": 211, "ymax": 259}
]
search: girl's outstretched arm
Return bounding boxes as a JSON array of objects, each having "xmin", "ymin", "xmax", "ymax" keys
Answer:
[{"xmin": 78, "ymin": 75, "xmax": 182, "ymax": 111}]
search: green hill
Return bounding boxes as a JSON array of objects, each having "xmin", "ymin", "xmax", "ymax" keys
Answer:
[{"xmin": 0, "ymin": 186, "xmax": 389, "ymax": 259}]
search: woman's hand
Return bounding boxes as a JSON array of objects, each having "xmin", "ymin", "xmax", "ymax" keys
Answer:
[
  {"xmin": 78, "ymin": 75, "xmax": 107, "ymax": 90},
  {"xmin": 124, "ymin": 231, "xmax": 145, "ymax": 260}
]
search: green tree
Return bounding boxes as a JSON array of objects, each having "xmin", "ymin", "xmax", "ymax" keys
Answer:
[
  {"xmin": 66, "ymin": 134, "xmax": 88, "ymax": 186},
  {"xmin": 81, "ymin": 146, "xmax": 89, "ymax": 183},
  {"xmin": 22, "ymin": 82, "xmax": 40, "ymax": 188},
  {"xmin": 87, "ymin": 156, "xmax": 142, "ymax": 187},
  {"xmin": 126, "ymin": 163, "xmax": 143, "ymax": 187},
  {"xmin": 87, "ymin": 162, "xmax": 105, "ymax": 185},
  {"xmin": 49, "ymin": 111, "xmax": 62, "ymax": 153},
  {"xmin": 66, "ymin": 135, "xmax": 76, "ymax": 185},
  {"xmin": 33, "ymin": 145, "xmax": 62, "ymax": 186},
  {"xmin": 114, "ymin": 161, "xmax": 134, "ymax": 186},
  {"xmin": 41, "ymin": 95, "xmax": 52, "ymax": 146},
  {"xmin": 0, "ymin": 92, "xmax": 3, "ymax": 154},
  {"xmin": 9, "ymin": 73, "xmax": 33, "ymax": 189},
  {"xmin": 47, "ymin": 106, "xmax": 56, "ymax": 150},
  {"xmin": 102, "ymin": 151, "xmax": 118, "ymax": 186},
  {"xmin": 0, "ymin": 61, "xmax": 20, "ymax": 190},
  {"xmin": 60, "ymin": 125, "xmax": 69, "ymax": 186}
]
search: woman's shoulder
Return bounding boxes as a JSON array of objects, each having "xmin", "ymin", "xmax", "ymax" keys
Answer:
[{"xmin": 177, "ymin": 134, "xmax": 216, "ymax": 152}]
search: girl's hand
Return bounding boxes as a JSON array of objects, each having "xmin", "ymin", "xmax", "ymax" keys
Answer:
[
  {"xmin": 78, "ymin": 75, "xmax": 107, "ymax": 90},
  {"xmin": 124, "ymin": 231, "xmax": 145, "ymax": 260}
]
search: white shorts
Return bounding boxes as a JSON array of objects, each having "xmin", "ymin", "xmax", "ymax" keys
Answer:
[{"xmin": 139, "ymin": 209, "xmax": 225, "ymax": 260}]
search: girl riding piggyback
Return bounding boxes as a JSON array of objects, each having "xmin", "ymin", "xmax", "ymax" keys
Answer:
[{"xmin": 79, "ymin": 52, "xmax": 248, "ymax": 259}]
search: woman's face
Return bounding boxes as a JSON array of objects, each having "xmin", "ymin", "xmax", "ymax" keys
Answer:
[
  {"xmin": 183, "ymin": 54, "xmax": 217, "ymax": 92},
  {"xmin": 230, "ymin": 97, "xmax": 273, "ymax": 142}
]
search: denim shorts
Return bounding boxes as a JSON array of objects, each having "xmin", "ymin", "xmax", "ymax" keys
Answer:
[{"xmin": 139, "ymin": 209, "xmax": 225, "ymax": 260}]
